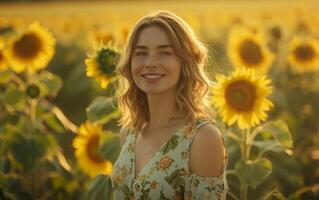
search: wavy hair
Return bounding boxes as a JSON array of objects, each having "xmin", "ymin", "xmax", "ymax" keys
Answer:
[{"xmin": 115, "ymin": 10, "xmax": 216, "ymax": 134}]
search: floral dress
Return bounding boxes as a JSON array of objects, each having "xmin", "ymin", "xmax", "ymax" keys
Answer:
[{"xmin": 111, "ymin": 119, "xmax": 228, "ymax": 200}]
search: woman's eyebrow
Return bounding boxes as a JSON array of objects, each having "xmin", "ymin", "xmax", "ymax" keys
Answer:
[{"xmin": 134, "ymin": 45, "xmax": 147, "ymax": 50}]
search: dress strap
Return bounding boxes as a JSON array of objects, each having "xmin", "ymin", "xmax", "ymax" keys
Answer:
[
  {"xmin": 121, "ymin": 127, "xmax": 134, "ymax": 145},
  {"xmin": 189, "ymin": 119, "xmax": 211, "ymax": 141}
]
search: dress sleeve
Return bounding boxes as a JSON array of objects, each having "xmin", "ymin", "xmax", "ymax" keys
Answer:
[
  {"xmin": 184, "ymin": 168, "xmax": 228, "ymax": 200},
  {"xmin": 184, "ymin": 120, "xmax": 229, "ymax": 200}
]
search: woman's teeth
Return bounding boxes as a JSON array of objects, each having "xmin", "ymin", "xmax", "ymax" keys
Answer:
[{"xmin": 143, "ymin": 74, "xmax": 165, "ymax": 80}]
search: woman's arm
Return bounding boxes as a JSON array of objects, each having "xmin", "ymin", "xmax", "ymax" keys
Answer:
[{"xmin": 189, "ymin": 124, "xmax": 226, "ymax": 177}]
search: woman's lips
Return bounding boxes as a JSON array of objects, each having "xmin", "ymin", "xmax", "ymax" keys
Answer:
[{"xmin": 142, "ymin": 74, "xmax": 166, "ymax": 83}]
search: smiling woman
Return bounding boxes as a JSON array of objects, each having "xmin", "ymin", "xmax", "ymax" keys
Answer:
[{"xmin": 112, "ymin": 10, "xmax": 228, "ymax": 199}]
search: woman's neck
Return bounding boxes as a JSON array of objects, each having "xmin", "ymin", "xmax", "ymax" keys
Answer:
[{"xmin": 146, "ymin": 89, "xmax": 185, "ymax": 132}]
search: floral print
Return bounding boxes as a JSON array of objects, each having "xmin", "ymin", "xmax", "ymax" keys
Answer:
[
  {"xmin": 111, "ymin": 119, "xmax": 228, "ymax": 199},
  {"xmin": 157, "ymin": 155, "xmax": 173, "ymax": 171}
]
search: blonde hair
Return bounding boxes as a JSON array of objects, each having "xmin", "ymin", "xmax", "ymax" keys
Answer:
[{"xmin": 115, "ymin": 10, "xmax": 216, "ymax": 134}]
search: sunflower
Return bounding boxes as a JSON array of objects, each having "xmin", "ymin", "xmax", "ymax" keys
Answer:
[
  {"xmin": 73, "ymin": 121, "xmax": 113, "ymax": 178},
  {"xmin": 85, "ymin": 43, "xmax": 120, "ymax": 89},
  {"xmin": 5, "ymin": 21, "xmax": 56, "ymax": 73},
  {"xmin": 288, "ymin": 36, "xmax": 319, "ymax": 73},
  {"xmin": 0, "ymin": 37, "xmax": 8, "ymax": 71},
  {"xmin": 227, "ymin": 26, "xmax": 274, "ymax": 74},
  {"xmin": 211, "ymin": 69, "xmax": 273, "ymax": 129}
]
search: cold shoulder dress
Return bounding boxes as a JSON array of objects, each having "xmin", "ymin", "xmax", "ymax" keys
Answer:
[{"xmin": 111, "ymin": 119, "xmax": 228, "ymax": 200}]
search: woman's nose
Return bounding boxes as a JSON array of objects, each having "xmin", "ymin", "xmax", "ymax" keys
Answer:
[{"xmin": 145, "ymin": 54, "xmax": 158, "ymax": 68}]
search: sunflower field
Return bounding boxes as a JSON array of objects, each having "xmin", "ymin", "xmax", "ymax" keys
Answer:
[{"xmin": 0, "ymin": 0, "xmax": 319, "ymax": 199}]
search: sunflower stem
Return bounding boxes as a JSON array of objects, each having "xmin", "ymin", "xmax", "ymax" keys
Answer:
[
  {"xmin": 240, "ymin": 128, "xmax": 251, "ymax": 200},
  {"xmin": 288, "ymin": 184, "xmax": 319, "ymax": 199},
  {"xmin": 30, "ymin": 98, "xmax": 37, "ymax": 129},
  {"xmin": 51, "ymin": 106, "xmax": 78, "ymax": 133},
  {"xmin": 226, "ymin": 169, "xmax": 239, "ymax": 181},
  {"xmin": 248, "ymin": 125, "xmax": 263, "ymax": 144},
  {"xmin": 228, "ymin": 131, "xmax": 242, "ymax": 144},
  {"xmin": 10, "ymin": 73, "xmax": 25, "ymax": 89},
  {"xmin": 227, "ymin": 190, "xmax": 240, "ymax": 200}
]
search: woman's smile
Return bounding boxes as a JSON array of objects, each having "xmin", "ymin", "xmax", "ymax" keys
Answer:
[{"xmin": 142, "ymin": 74, "xmax": 166, "ymax": 83}]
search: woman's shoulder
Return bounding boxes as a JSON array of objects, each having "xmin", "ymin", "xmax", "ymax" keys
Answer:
[{"xmin": 189, "ymin": 121, "xmax": 226, "ymax": 177}]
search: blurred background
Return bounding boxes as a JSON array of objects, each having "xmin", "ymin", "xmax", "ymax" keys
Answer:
[{"xmin": 0, "ymin": 0, "xmax": 318, "ymax": 199}]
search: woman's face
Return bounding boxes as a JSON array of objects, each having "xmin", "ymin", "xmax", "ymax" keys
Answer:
[{"xmin": 131, "ymin": 26, "xmax": 182, "ymax": 95}]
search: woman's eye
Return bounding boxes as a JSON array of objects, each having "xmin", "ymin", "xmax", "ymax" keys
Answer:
[
  {"xmin": 160, "ymin": 51, "xmax": 172, "ymax": 55},
  {"xmin": 135, "ymin": 52, "xmax": 147, "ymax": 56}
]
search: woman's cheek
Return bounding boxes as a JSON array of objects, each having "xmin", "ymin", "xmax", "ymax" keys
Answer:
[{"xmin": 131, "ymin": 60, "xmax": 144, "ymax": 79}]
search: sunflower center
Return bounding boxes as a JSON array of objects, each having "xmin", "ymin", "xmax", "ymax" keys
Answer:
[
  {"xmin": 294, "ymin": 44, "xmax": 314, "ymax": 62},
  {"xmin": 13, "ymin": 32, "xmax": 42, "ymax": 60},
  {"xmin": 86, "ymin": 135, "xmax": 105, "ymax": 163},
  {"xmin": 0, "ymin": 52, "xmax": 3, "ymax": 62},
  {"xmin": 270, "ymin": 26, "xmax": 281, "ymax": 41},
  {"xmin": 239, "ymin": 39, "xmax": 263, "ymax": 66},
  {"xmin": 97, "ymin": 48, "xmax": 119, "ymax": 75},
  {"xmin": 225, "ymin": 80, "xmax": 256, "ymax": 112}
]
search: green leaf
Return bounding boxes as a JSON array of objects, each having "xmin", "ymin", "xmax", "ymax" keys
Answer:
[
  {"xmin": 0, "ymin": 70, "xmax": 12, "ymax": 83},
  {"xmin": 42, "ymin": 113, "xmax": 65, "ymax": 133},
  {"xmin": 235, "ymin": 157, "xmax": 272, "ymax": 188},
  {"xmin": 268, "ymin": 152, "xmax": 304, "ymax": 189},
  {"xmin": 7, "ymin": 133, "xmax": 47, "ymax": 171},
  {"xmin": 257, "ymin": 119, "xmax": 293, "ymax": 149},
  {"xmin": 86, "ymin": 96, "xmax": 120, "ymax": 124},
  {"xmin": 162, "ymin": 135, "xmax": 179, "ymax": 155},
  {"xmin": 252, "ymin": 140, "xmax": 285, "ymax": 157},
  {"xmin": 100, "ymin": 132, "xmax": 120, "ymax": 164},
  {"xmin": 86, "ymin": 175, "xmax": 112, "ymax": 200},
  {"xmin": 1, "ymin": 84, "xmax": 25, "ymax": 106},
  {"xmin": 165, "ymin": 168, "xmax": 185, "ymax": 190},
  {"xmin": 38, "ymin": 71, "xmax": 63, "ymax": 97}
]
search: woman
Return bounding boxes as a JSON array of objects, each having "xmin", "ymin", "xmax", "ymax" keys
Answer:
[{"xmin": 111, "ymin": 10, "xmax": 228, "ymax": 200}]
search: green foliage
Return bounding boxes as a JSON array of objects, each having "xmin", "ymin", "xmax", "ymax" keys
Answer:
[
  {"xmin": 1, "ymin": 83, "xmax": 25, "ymax": 107},
  {"xmin": 258, "ymin": 119, "xmax": 293, "ymax": 149},
  {"xmin": 86, "ymin": 96, "xmax": 120, "ymax": 124},
  {"xmin": 7, "ymin": 132, "xmax": 47, "ymax": 171},
  {"xmin": 223, "ymin": 118, "xmax": 294, "ymax": 199},
  {"xmin": 100, "ymin": 132, "xmax": 121, "ymax": 164},
  {"xmin": 0, "ymin": 66, "xmax": 84, "ymax": 199},
  {"xmin": 37, "ymin": 71, "xmax": 63, "ymax": 97},
  {"xmin": 86, "ymin": 175, "xmax": 113, "ymax": 200},
  {"xmin": 235, "ymin": 158, "xmax": 272, "ymax": 189}
]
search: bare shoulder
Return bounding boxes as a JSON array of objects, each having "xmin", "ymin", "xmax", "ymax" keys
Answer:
[
  {"xmin": 189, "ymin": 123, "xmax": 226, "ymax": 177},
  {"xmin": 119, "ymin": 126, "xmax": 128, "ymax": 147}
]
